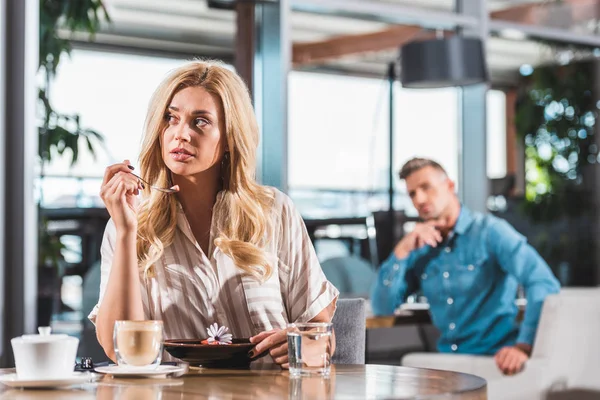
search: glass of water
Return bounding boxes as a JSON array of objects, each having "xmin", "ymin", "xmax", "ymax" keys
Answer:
[{"xmin": 287, "ymin": 322, "xmax": 333, "ymax": 377}]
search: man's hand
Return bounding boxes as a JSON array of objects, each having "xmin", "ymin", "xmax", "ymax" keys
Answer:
[
  {"xmin": 394, "ymin": 221, "xmax": 443, "ymax": 259},
  {"xmin": 494, "ymin": 344, "xmax": 530, "ymax": 375}
]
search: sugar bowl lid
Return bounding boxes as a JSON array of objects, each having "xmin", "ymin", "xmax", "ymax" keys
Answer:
[{"xmin": 12, "ymin": 327, "xmax": 73, "ymax": 343}]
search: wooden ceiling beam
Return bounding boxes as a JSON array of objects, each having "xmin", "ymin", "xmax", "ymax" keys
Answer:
[
  {"xmin": 291, "ymin": 0, "xmax": 600, "ymax": 67},
  {"xmin": 490, "ymin": 3, "xmax": 539, "ymax": 25},
  {"xmin": 491, "ymin": 0, "xmax": 600, "ymax": 26},
  {"xmin": 292, "ymin": 25, "xmax": 423, "ymax": 66}
]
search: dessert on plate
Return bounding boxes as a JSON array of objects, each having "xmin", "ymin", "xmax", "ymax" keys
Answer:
[{"xmin": 200, "ymin": 323, "xmax": 233, "ymax": 345}]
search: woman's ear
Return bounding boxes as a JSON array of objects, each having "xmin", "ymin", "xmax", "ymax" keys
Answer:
[{"xmin": 222, "ymin": 136, "xmax": 229, "ymax": 153}]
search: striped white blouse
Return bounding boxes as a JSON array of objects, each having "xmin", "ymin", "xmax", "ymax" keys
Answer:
[{"xmin": 89, "ymin": 189, "xmax": 339, "ymax": 358}]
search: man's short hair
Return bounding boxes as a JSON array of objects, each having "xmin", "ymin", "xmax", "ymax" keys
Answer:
[{"xmin": 399, "ymin": 158, "xmax": 448, "ymax": 180}]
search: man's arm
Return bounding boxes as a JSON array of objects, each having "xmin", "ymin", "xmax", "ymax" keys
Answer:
[
  {"xmin": 488, "ymin": 218, "xmax": 560, "ymax": 374},
  {"xmin": 371, "ymin": 222, "xmax": 442, "ymax": 316},
  {"xmin": 370, "ymin": 253, "xmax": 418, "ymax": 316},
  {"xmin": 488, "ymin": 219, "xmax": 560, "ymax": 345}
]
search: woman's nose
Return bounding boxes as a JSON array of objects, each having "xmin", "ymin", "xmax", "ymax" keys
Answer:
[{"xmin": 174, "ymin": 125, "xmax": 191, "ymax": 142}]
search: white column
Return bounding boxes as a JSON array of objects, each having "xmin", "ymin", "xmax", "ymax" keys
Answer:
[
  {"xmin": 0, "ymin": 0, "xmax": 6, "ymax": 366},
  {"xmin": 236, "ymin": 0, "xmax": 290, "ymax": 192},
  {"xmin": 457, "ymin": 0, "xmax": 489, "ymax": 213},
  {"xmin": 0, "ymin": 0, "xmax": 38, "ymax": 367}
]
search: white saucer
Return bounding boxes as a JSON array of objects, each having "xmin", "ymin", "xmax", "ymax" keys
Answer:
[
  {"xmin": 398, "ymin": 303, "xmax": 430, "ymax": 311},
  {"xmin": 94, "ymin": 365, "xmax": 186, "ymax": 377},
  {"xmin": 0, "ymin": 372, "xmax": 97, "ymax": 388}
]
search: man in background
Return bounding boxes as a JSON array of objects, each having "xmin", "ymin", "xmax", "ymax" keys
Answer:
[{"xmin": 371, "ymin": 158, "xmax": 560, "ymax": 375}]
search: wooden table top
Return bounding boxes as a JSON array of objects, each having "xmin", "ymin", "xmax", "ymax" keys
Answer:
[
  {"xmin": 366, "ymin": 309, "xmax": 432, "ymax": 329},
  {"xmin": 0, "ymin": 364, "xmax": 487, "ymax": 399},
  {"xmin": 366, "ymin": 300, "xmax": 526, "ymax": 329}
]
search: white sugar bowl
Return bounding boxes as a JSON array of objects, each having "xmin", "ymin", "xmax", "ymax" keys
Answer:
[{"xmin": 11, "ymin": 327, "xmax": 79, "ymax": 380}]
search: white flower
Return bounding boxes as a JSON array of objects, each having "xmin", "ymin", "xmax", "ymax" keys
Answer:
[{"xmin": 206, "ymin": 323, "xmax": 233, "ymax": 345}]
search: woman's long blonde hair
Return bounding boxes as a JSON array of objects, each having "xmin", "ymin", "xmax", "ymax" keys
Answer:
[{"xmin": 136, "ymin": 60, "xmax": 275, "ymax": 281}]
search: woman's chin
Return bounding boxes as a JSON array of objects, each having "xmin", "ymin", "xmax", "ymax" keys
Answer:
[{"xmin": 166, "ymin": 162, "xmax": 210, "ymax": 177}]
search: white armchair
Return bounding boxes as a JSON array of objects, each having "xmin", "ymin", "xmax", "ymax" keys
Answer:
[{"xmin": 401, "ymin": 289, "xmax": 600, "ymax": 400}]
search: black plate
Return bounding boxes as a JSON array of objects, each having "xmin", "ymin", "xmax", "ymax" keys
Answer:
[{"xmin": 164, "ymin": 338, "xmax": 259, "ymax": 368}]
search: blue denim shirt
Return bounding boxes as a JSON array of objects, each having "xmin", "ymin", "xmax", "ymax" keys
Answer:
[{"xmin": 371, "ymin": 206, "xmax": 560, "ymax": 355}]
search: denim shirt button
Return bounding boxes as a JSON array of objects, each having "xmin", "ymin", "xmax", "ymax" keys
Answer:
[
  {"xmin": 443, "ymin": 272, "xmax": 450, "ymax": 279},
  {"xmin": 444, "ymin": 247, "xmax": 451, "ymax": 253},
  {"xmin": 393, "ymin": 263, "xmax": 400, "ymax": 271},
  {"xmin": 421, "ymin": 273, "xmax": 427, "ymax": 280},
  {"xmin": 447, "ymin": 298, "xmax": 454, "ymax": 305},
  {"xmin": 468, "ymin": 264, "xmax": 475, "ymax": 271},
  {"xmin": 449, "ymin": 323, "xmax": 456, "ymax": 330},
  {"xmin": 383, "ymin": 279, "xmax": 391, "ymax": 287},
  {"xmin": 451, "ymin": 344, "xmax": 458, "ymax": 351}
]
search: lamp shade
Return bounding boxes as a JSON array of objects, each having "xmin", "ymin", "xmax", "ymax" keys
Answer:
[
  {"xmin": 400, "ymin": 36, "xmax": 488, "ymax": 89},
  {"xmin": 207, "ymin": 0, "xmax": 278, "ymax": 9}
]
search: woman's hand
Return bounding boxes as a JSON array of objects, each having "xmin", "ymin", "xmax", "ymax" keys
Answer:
[
  {"xmin": 99, "ymin": 160, "xmax": 143, "ymax": 232},
  {"xmin": 249, "ymin": 300, "xmax": 338, "ymax": 369},
  {"xmin": 250, "ymin": 330, "xmax": 289, "ymax": 368}
]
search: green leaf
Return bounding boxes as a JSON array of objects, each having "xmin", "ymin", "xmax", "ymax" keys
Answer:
[
  {"xmin": 85, "ymin": 136, "xmax": 95, "ymax": 160},
  {"xmin": 38, "ymin": 0, "xmax": 110, "ymax": 174},
  {"xmin": 70, "ymin": 134, "xmax": 79, "ymax": 164}
]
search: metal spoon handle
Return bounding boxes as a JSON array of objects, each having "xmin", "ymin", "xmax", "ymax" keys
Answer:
[{"xmin": 128, "ymin": 171, "xmax": 179, "ymax": 193}]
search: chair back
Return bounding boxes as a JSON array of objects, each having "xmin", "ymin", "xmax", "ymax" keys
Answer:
[
  {"xmin": 371, "ymin": 210, "xmax": 419, "ymax": 264},
  {"xmin": 331, "ymin": 298, "xmax": 366, "ymax": 364},
  {"xmin": 81, "ymin": 260, "xmax": 102, "ymax": 328},
  {"xmin": 321, "ymin": 256, "xmax": 374, "ymax": 297},
  {"xmin": 79, "ymin": 260, "xmax": 110, "ymax": 362},
  {"xmin": 532, "ymin": 288, "xmax": 600, "ymax": 389}
]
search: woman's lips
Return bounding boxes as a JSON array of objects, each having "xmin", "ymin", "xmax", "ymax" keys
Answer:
[
  {"xmin": 170, "ymin": 153, "xmax": 193, "ymax": 162},
  {"xmin": 170, "ymin": 150, "xmax": 193, "ymax": 162}
]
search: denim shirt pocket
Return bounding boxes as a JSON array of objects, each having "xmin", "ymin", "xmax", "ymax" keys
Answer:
[
  {"xmin": 419, "ymin": 263, "xmax": 442, "ymax": 304},
  {"xmin": 455, "ymin": 250, "xmax": 489, "ymax": 294}
]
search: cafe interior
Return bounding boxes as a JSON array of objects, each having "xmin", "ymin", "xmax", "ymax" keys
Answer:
[{"xmin": 2, "ymin": 0, "xmax": 600, "ymax": 398}]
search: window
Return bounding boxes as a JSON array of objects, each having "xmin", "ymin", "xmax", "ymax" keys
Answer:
[
  {"xmin": 487, "ymin": 90, "xmax": 507, "ymax": 179},
  {"xmin": 288, "ymin": 71, "xmax": 460, "ymax": 217},
  {"xmin": 42, "ymin": 49, "xmax": 185, "ymax": 206}
]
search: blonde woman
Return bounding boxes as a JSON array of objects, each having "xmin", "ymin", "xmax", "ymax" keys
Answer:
[{"xmin": 90, "ymin": 60, "xmax": 339, "ymax": 367}]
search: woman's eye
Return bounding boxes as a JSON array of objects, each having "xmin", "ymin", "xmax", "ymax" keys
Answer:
[
  {"xmin": 165, "ymin": 113, "xmax": 177, "ymax": 124},
  {"xmin": 195, "ymin": 118, "xmax": 209, "ymax": 128}
]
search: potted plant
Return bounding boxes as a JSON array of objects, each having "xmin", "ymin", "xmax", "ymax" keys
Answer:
[
  {"xmin": 37, "ymin": 0, "xmax": 110, "ymax": 326},
  {"xmin": 515, "ymin": 60, "xmax": 598, "ymax": 285}
]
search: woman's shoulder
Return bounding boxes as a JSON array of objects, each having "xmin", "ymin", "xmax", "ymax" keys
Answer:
[{"xmin": 264, "ymin": 186, "xmax": 297, "ymax": 215}]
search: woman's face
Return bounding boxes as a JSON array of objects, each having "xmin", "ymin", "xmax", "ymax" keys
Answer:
[{"xmin": 162, "ymin": 86, "xmax": 227, "ymax": 177}]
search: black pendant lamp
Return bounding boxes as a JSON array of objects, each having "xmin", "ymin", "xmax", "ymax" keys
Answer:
[{"xmin": 400, "ymin": 36, "xmax": 489, "ymax": 88}]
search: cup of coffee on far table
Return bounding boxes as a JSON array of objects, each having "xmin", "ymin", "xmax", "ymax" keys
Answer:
[{"xmin": 113, "ymin": 321, "xmax": 164, "ymax": 369}]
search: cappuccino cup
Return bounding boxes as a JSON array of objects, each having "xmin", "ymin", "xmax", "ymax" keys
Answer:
[
  {"xmin": 113, "ymin": 320, "xmax": 163, "ymax": 368},
  {"xmin": 11, "ymin": 326, "xmax": 79, "ymax": 380}
]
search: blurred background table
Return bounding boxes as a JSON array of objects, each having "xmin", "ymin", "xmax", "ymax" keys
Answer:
[{"xmin": 366, "ymin": 309, "xmax": 432, "ymax": 329}]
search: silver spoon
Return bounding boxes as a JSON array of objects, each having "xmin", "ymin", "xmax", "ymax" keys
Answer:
[
  {"xmin": 129, "ymin": 172, "xmax": 180, "ymax": 194},
  {"xmin": 168, "ymin": 363, "xmax": 189, "ymax": 378}
]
